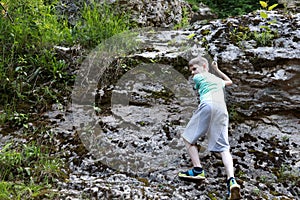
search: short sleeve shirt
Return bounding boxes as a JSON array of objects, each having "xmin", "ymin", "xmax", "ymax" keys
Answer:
[{"xmin": 193, "ymin": 72, "xmax": 225, "ymax": 102}]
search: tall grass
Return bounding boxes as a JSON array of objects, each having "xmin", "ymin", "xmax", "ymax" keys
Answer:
[
  {"xmin": 0, "ymin": 0, "xmax": 131, "ymax": 125},
  {"xmin": 0, "ymin": 142, "xmax": 63, "ymax": 199},
  {"xmin": 74, "ymin": 2, "xmax": 131, "ymax": 48},
  {"xmin": 0, "ymin": 0, "xmax": 132, "ymax": 198}
]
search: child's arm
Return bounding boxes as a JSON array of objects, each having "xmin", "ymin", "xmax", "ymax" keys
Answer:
[{"xmin": 211, "ymin": 61, "xmax": 233, "ymax": 86}]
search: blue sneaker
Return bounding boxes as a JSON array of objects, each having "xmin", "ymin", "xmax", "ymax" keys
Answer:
[
  {"xmin": 227, "ymin": 177, "xmax": 241, "ymax": 200},
  {"xmin": 178, "ymin": 168, "xmax": 205, "ymax": 180}
]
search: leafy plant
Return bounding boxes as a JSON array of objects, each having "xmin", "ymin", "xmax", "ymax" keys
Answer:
[
  {"xmin": 8, "ymin": 112, "xmax": 29, "ymax": 128},
  {"xmin": 252, "ymin": 1, "xmax": 279, "ymax": 46},
  {"xmin": 74, "ymin": 3, "xmax": 131, "ymax": 48},
  {"xmin": 0, "ymin": 180, "xmax": 58, "ymax": 200},
  {"xmin": 228, "ymin": 25, "xmax": 251, "ymax": 46},
  {"xmin": 174, "ymin": 6, "xmax": 190, "ymax": 29},
  {"xmin": 186, "ymin": 0, "xmax": 279, "ymax": 18},
  {"xmin": 259, "ymin": 0, "xmax": 278, "ymax": 31},
  {"xmin": 276, "ymin": 164, "xmax": 299, "ymax": 184},
  {"xmin": 253, "ymin": 30, "xmax": 277, "ymax": 46},
  {"xmin": 0, "ymin": 0, "xmax": 71, "ymax": 117},
  {"xmin": 0, "ymin": 0, "xmax": 132, "ymax": 125},
  {"xmin": 0, "ymin": 142, "xmax": 64, "ymax": 182},
  {"xmin": 259, "ymin": 1, "xmax": 278, "ymax": 19},
  {"xmin": 0, "ymin": 142, "xmax": 64, "ymax": 198},
  {"xmin": 228, "ymin": 105, "xmax": 244, "ymax": 122},
  {"xmin": 252, "ymin": 187, "xmax": 261, "ymax": 196}
]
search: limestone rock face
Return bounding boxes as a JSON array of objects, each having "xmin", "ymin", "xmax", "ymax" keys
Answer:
[
  {"xmin": 47, "ymin": 1, "xmax": 300, "ymax": 199},
  {"xmin": 113, "ymin": 0, "xmax": 193, "ymax": 27},
  {"xmin": 56, "ymin": 10, "xmax": 299, "ymax": 199}
]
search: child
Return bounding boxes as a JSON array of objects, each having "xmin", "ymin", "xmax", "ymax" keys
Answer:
[{"xmin": 178, "ymin": 56, "xmax": 241, "ymax": 200}]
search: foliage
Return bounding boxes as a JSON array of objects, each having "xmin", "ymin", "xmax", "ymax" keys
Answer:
[
  {"xmin": 260, "ymin": 1, "xmax": 278, "ymax": 12},
  {"xmin": 228, "ymin": 104, "xmax": 244, "ymax": 122},
  {"xmin": 73, "ymin": 3, "xmax": 131, "ymax": 48},
  {"xmin": 0, "ymin": 142, "xmax": 64, "ymax": 182},
  {"xmin": 276, "ymin": 164, "xmax": 300, "ymax": 184},
  {"xmin": 0, "ymin": 0, "xmax": 70, "ymax": 125},
  {"xmin": 254, "ymin": 1, "xmax": 279, "ymax": 46},
  {"xmin": 228, "ymin": 25, "xmax": 251, "ymax": 46},
  {"xmin": 0, "ymin": 142, "xmax": 63, "ymax": 199},
  {"xmin": 0, "ymin": 0, "xmax": 132, "ymax": 198},
  {"xmin": 0, "ymin": 0, "xmax": 131, "ymax": 126},
  {"xmin": 174, "ymin": 6, "xmax": 190, "ymax": 29},
  {"xmin": 0, "ymin": 181, "xmax": 59, "ymax": 200},
  {"xmin": 225, "ymin": 0, "xmax": 279, "ymax": 47},
  {"xmin": 253, "ymin": 30, "xmax": 278, "ymax": 46},
  {"xmin": 259, "ymin": 0, "xmax": 278, "ymax": 27},
  {"xmin": 186, "ymin": 0, "xmax": 278, "ymax": 18}
]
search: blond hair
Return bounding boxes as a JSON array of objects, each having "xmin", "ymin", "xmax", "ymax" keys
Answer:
[{"xmin": 189, "ymin": 56, "xmax": 209, "ymax": 71}]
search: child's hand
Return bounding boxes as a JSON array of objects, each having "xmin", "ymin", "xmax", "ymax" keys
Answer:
[{"xmin": 211, "ymin": 61, "xmax": 218, "ymax": 70}]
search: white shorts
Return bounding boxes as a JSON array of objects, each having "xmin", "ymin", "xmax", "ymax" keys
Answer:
[{"xmin": 182, "ymin": 101, "xmax": 230, "ymax": 152}]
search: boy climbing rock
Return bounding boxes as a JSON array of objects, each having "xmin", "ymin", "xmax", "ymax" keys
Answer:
[{"xmin": 178, "ymin": 56, "xmax": 241, "ymax": 200}]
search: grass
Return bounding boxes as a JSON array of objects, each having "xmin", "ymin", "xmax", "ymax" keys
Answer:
[
  {"xmin": 0, "ymin": 0, "xmax": 133, "ymax": 199},
  {"xmin": 0, "ymin": 142, "xmax": 63, "ymax": 199},
  {"xmin": 276, "ymin": 164, "xmax": 300, "ymax": 185},
  {"xmin": 0, "ymin": 0, "xmax": 132, "ymax": 126},
  {"xmin": 0, "ymin": 181, "xmax": 59, "ymax": 200},
  {"xmin": 74, "ymin": 2, "xmax": 131, "ymax": 48}
]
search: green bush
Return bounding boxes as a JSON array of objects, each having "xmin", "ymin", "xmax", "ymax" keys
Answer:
[
  {"xmin": 0, "ymin": 0, "xmax": 131, "ymax": 125},
  {"xmin": 0, "ymin": 0, "xmax": 71, "ymax": 120},
  {"xmin": 0, "ymin": 2, "xmax": 132, "ymax": 196},
  {"xmin": 186, "ymin": 0, "xmax": 279, "ymax": 18}
]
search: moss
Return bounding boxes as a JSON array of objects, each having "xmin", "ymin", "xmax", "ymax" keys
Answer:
[
  {"xmin": 137, "ymin": 177, "xmax": 150, "ymax": 186},
  {"xmin": 201, "ymin": 29, "xmax": 211, "ymax": 36},
  {"xmin": 207, "ymin": 192, "xmax": 218, "ymax": 200}
]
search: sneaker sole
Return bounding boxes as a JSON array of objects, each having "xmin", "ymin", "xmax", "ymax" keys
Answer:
[
  {"xmin": 178, "ymin": 174, "xmax": 205, "ymax": 180},
  {"xmin": 229, "ymin": 186, "xmax": 241, "ymax": 200}
]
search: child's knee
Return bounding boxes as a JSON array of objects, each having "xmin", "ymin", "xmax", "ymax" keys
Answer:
[{"xmin": 183, "ymin": 138, "xmax": 195, "ymax": 148}]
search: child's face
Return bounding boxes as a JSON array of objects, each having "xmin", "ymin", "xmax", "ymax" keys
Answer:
[{"xmin": 189, "ymin": 64, "xmax": 203, "ymax": 76}]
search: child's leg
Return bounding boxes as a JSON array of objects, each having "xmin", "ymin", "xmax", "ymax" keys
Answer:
[
  {"xmin": 178, "ymin": 138, "xmax": 205, "ymax": 179},
  {"xmin": 221, "ymin": 150, "xmax": 241, "ymax": 199},
  {"xmin": 184, "ymin": 139, "xmax": 202, "ymax": 168},
  {"xmin": 220, "ymin": 150, "xmax": 234, "ymax": 179}
]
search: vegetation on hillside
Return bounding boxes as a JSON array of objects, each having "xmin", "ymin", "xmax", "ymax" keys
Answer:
[
  {"xmin": 0, "ymin": 0, "xmax": 131, "ymax": 198},
  {"xmin": 0, "ymin": 0, "xmax": 131, "ymax": 125},
  {"xmin": 187, "ymin": 0, "xmax": 279, "ymax": 18},
  {"xmin": 0, "ymin": 0, "xmax": 288, "ymax": 199}
]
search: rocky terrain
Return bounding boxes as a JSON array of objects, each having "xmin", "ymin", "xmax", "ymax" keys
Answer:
[
  {"xmin": 1, "ymin": 0, "xmax": 298, "ymax": 199},
  {"xmin": 44, "ymin": 2, "xmax": 300, "ymax": 199}
]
